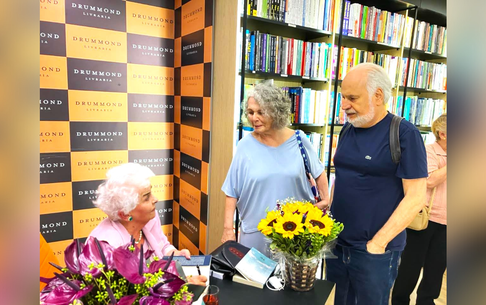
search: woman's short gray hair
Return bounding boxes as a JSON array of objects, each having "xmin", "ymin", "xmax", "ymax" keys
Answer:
[
  {"xmin": 93, "ymin": 163, "xmax": 155, "ymax": 220},
  {"xmin": 355, "ymin": 63, "xmax": 393, "ymax": 104},
  {"xmin": 244, "ymin": 83, "xmax": 291, "ymax": 129}
]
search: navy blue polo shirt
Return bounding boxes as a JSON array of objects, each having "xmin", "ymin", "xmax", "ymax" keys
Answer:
[{"xmin": 331, "ymin": 113, "xmax": 427, "ymax": 251}]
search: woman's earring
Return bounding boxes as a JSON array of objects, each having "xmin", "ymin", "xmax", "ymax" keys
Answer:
[{"xmin": 128, "ymin": 216, "xmax": 133, "ymax": 221}]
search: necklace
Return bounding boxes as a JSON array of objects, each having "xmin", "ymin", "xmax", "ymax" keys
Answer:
[{"xmin": 134, "ymin": 230, "xmax": 143, "ymax": 244}]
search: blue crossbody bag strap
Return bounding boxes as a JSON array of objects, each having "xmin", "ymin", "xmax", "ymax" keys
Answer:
[
  {"xmin": 295, "ymin": 130, "xmax": 312, "ymax": 175},
  {"xmin": 295, "ymin": 130, "xmax": 321, "ymax": 202}
]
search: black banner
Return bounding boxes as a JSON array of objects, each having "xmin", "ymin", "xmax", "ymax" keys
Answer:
[
  {"xmin": 156, "ymin": 200, "xmax": 173, "ymax": 225},
  {"xmin": 70, "ymin": 122, "xmax": 128, "ymax": 151},
  {"xmin": 129, "ymin": 149, "xmax": 173, "ymax": 175},
  {"xmin": 179, "ymin": 206, "xmax": 199, "ymax": 248},
  {"xmin": 181, "ymin": 97, "xmax": 203, "ymax": 129},
  {"xmin": 180, "ymin": 152, "xmax": 201, "ymax": 189},
  {"xmin": 72, "ymin": 180, "xmax": 103, "ymax": 210},
  {"xmin": 66, "ymin": 0, "xmax": 126, "ymax": 32},
  {"xmin": 40, "ymin": 21, "xmax": 66, "ymax": 56},
  {"xmin": 181, "ymin": 29, "xmax": 204, "ymax": 66},
  {"xmin": 41, "ymin": 212, "xmax": 74, "ymax": 242},
  {"xmin": 40, "ymin": 89, "xmax": 69, "ymax": 121},
  {"xmin": 67, "ymin": 58, "xmax": 127, "ymax": 92},
  {"xmin": 128, "ymin": 94, "xmax": 174, "ymax": 122},
  {"xmin": 40, "ymin": 153, "xmax": 72, "ymax": 184},
  {"xmin": 128, "ymin": 34, "xmax": 174, "ymax": 66}
]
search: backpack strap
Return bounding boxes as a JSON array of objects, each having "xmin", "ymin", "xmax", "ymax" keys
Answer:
[
  {"xmin": 340, "ymin": 116, "xmax": 403, "ymax": 164},
  {"xmin": 339, "ymin": 122, "xmax": 352, "ymax": 138},
  {"xmin": 390, "ymin": 115, "xmax": 404, "ymax": 164}
]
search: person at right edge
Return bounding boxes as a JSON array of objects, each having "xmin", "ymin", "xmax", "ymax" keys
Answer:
[
  {"xmin": 325, "ymin": 63, "xmax": 428, "ymax": 305},
  {"xmin": 392, "ymin": 113, "xmax": 447, "ymax": 305}
]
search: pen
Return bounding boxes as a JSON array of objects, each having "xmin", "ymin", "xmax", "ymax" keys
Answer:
[{"xmin": 196, "ymin": 265, "xmax": 201, "ymax": 276}]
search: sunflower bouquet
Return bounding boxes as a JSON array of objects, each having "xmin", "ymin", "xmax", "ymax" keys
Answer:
[{"xmin": 257, "ymin": 198, "xmax": 344, "ymax": 260}]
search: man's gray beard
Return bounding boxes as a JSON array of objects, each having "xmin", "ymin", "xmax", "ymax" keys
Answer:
[{"xmin": 346, "ymin": 101, "xmax": 375, "ymax": 127}]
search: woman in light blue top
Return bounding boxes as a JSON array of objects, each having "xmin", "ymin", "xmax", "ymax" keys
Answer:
[{"xmin": 221, "ymin": 83, "xmax": 330, "ymax": 256}]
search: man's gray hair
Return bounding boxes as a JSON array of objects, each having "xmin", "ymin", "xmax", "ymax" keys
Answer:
[
  {"xmin": 244, "ymin": 82, "xmax": 291, "ymax": 129},
  {"xmin": 353, "ymin": 63, "xmax": 392, "ymax": 104}
]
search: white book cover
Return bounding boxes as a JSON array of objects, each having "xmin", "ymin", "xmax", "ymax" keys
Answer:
[
  {"xmin": 318, "ymin": 0, "xmax": 325, "ymax": 30},
  {"xmin": 304, "ymin": 0, "xmax": 310, "ymax": 27},
  {"xmin": 235, "ymin": 248, "xmax": 277, "ymax": 285},
  {"xmin": 313, "ymin": 42, "xmax": 319, "ymax": 78},
  {"xmin": 318, "ymin": 43, "xmax": 324, "ymax": 79},
  {"xmin": 297, "ymin": 0, "xmax": 304, "ymax": 26},
  {"xmin": 321, "ymin": 90, "xmax": 328, "ymax": 126},
  {"xmin": 310, "ymin": 89, "xmax": 316, "ymax": 123},
  {"xmin": 313, "ymin": 0, "xmax": 319, "ymax": 29}
]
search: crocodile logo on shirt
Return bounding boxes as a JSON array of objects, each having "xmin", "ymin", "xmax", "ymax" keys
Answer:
[{"xmin": 365, "ymin": 155, "xmax": 372, "ymax": 160}]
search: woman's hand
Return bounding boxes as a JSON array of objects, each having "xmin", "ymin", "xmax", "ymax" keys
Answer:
[
  {"xmin": 171, "ymin": 249, "xmax": 191, "ymax": 259},
  {"xmin": 187, "ymin": 275, "xmax": 208, "ymax": 286},
  {"xmin": 221, "ymin": 228, "xmax": 236, "ymax": 243},
  {"xmin": 315, "ymin": 198, "xmax": 330, "ymax": 210}
]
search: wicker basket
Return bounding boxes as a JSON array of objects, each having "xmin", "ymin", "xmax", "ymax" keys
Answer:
[{"xmin": 284, "ymin": 257, "xmax": 319, "ymax": 292}]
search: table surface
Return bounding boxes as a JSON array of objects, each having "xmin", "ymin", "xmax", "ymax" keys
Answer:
[{"xmin": 210, "ymin": 276, "xmax": 335, "ymax": 305}]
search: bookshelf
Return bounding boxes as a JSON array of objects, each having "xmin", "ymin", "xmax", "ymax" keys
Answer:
[
  {"xmin": 242, "ymin": 70, "xmax": 329, "ymax": 82},
  {"xmin": 239, "ymin": 0, "xmax": 340, "ymax": 164},
  {"xmin": 399, "ymin": 3, "xmax": 447, "ymax": 131},
  {"xmin": 237, "ymin": 0, "xmax": 447, "ymax": 171}
]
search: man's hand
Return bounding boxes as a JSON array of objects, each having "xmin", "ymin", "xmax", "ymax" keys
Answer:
[
  {"xmin": 366, "ymin": 239, "xmax": 386, "ymax": 254},
  {"xmin": 172, "ymin": 249, "xmax": 191, "ymax": 259},
  {"xmin": 221, "ymin": 228, "xmax": 236, "ymax": 243},
  {"xmin": 187, "ymin": 275, "xmax": 208, "ymax": 286}
]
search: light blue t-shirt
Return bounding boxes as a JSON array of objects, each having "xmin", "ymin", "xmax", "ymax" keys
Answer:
[{"xmin": 221, "ymin": 130, "xmax": 325, "ymax": 234}]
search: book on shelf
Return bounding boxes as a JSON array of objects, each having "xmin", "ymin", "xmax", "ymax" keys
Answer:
[
  {"xmin": 232, "ymin": 247, "xmax": 278, "ymax": 289},
  {"xmin": 343, "ymin": 3, "xmax": 404, "ymax": 46},
  {"xmin": 404, "ymin": 18, "xmax": 447, "ymax": 56},
  {"xmin": 395, "ymin": 95, "xmax": 445, "ymax": 127},
  {"xmin": 245, "ymin": 0, "xmax": 336, "ymax": 31},
  {"xmin": 401, "ymin": 58, "xmax": 447, "ymax": 91},
  {"xmin": 304, "ymin": 132, "xmax": 324, "ymax": 159},
  {"xmin": 333, "ymin": 46, "xmax": 399, "ymax": 84},
  {"xmin": 286, "ymin": 86, "xmax": 328, "ymax": 125}
]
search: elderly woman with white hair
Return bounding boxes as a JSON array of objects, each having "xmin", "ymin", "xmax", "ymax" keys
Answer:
[
  {"xmin": 392, "ymin": 113, "xmax": 447, "ymax": 305},
  {"xmin": 88, "ymin": 163, "xmax": 206, "ymax": 285},
  {"xmin": 221, "ymin": 82, "xmax": 330, "ymax": 256}
]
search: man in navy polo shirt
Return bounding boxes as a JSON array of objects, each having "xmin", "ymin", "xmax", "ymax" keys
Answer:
[{"xmin": 326, "ymin": 63, "xmax": 428, "ymax": 305}]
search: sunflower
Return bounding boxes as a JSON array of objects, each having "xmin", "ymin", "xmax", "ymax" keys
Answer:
[
  {"xmin": 257, "ymin": 211, "xmax": 281, "ymax": 236},
  {"xmin": 305, "ymin": 210, "xmax": 334, "ymax": 236},
  {"xmin": 281, "ymin": 202, "xmax": 299, "ymax": 215},
  {"xmin": 274, "ymin": 212, "xmax": 305, "ymax": 239},
  {"xmin": 282, "ymin": 201, "xmax": 312, "ymax": 216}
]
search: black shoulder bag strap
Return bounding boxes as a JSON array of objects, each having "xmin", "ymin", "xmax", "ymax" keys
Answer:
[
  {"xmin": 340, "ymin": 122, "xmax": 352, "ymax": 138},
  {"xmin": 390, "ymin": 115, "xmax": 404, "ymax": 164}
]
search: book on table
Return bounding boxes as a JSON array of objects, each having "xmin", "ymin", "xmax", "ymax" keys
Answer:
[
  {"xmin": 232, "ymin": 247, "xmax": 278, "ymax": 289},
  {"xmin": 162, "ymin": 255, "xmax": 211, "ymax": 305}
]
